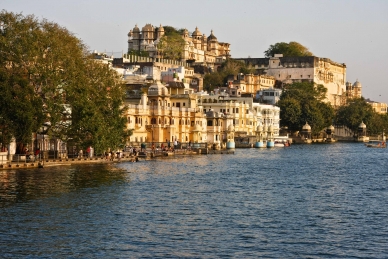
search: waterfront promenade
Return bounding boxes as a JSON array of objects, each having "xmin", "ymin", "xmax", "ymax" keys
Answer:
[{"xmin": 0, "ymin": 148, "xmax": 234, "ymax": 170}]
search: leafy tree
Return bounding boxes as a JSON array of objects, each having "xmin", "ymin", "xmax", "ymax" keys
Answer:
[
  {"xmin": 335, "ymin": 98, "xmax": 375, "ymax": 135},
  {"xmin": 264, "ymin": 41, "xmax": 313, "ymax": 58},
  {"xmin": 277, "ymin": 82, "xmax": 334, "ymax": 135},
  {"xmin": 157, "ymin": 26, "xmax": 185, "ymax": 61},
  {"xmin": 161, "ymin": 26, "xmax": 181, "ymax": 36},
  {"xmin": 0, "ymin": 11, "xmax": 130, "ymax": 154}
]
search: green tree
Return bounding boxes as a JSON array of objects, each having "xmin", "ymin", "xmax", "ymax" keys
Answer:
[
  {"xmin": 277, "ymin": 82, "xmax": 334, "ymax": 135},
  {"xmin": 157, "ymin": 26, "xmax": 185, "ymax": 61},
  {"xmin": 264, "ymin": 41, "xmax": 313, "ymax": 58},
  {"xmin": 335, "ymin": 98, "xmax": 375, "ymax": 135},
  {"xmin": 0, "ymin": 11, "xmax": 130, "ymax": 154}
]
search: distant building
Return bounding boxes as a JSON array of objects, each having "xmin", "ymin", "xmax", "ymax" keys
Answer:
[
  {"xmin": 234, "ymin": 54, "xmax": 347, "ymax": 107},
  {"xmin": 346, "ymin": 79, "xmax": 362, "ymax": 99},
  {"xmin": 127, "ymin": 24, "xmax": 230, "ymax": 69},
  {"xmin": 256, "ymin": 88, "xmax": 282, "ymax": 105},
  {"xmin": 226, "ymin": 73, "xmax": 275, "ymax": 94},
  {"xmin": 365, "ymin": 98, "xmax": 387, "ymax": 114}
]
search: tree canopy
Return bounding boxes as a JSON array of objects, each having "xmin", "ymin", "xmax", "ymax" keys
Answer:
[
  {"xmin": 277, "ymin": 82, "xmax": 334, "ymax": 135},
  {"xmin": 335, "ymin": 98, "xmax": 376, "ymax": 135},
  {"xmin": 0, "ymin": 11, "xmax": 130, "ymax": 154},
  {"xmin": 264, "ymin": 41, "xmax": 313, "ymax": 58},
  {"xmin": 157, "ymin": 26, "xmax": 185, "ymax": 61}
]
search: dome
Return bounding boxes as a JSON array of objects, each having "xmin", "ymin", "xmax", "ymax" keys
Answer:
[
  {"xmin": 268, "ymin": 125, "xmax": 274, "ymax": 132},
  {"xmin": 302, "ymin": 122, "xmax": 311, "ymax": 131},
  {"xmin": 158, "ymin": 24, "xmax": 164, "ymax": 32},
  {"xmin": 142, "ymin": 23, "xmax": 153, "ymax": 31},
  {"xmin": 257, "ymin": 125, "xmax": 263, "ymax": 132},
  {"xmin": 127, "ymin": 30, "xmax": 132, "ymax": 37},
  {"xmin": 207, "ymin": 30, "xmax": 217, "ymax": 41},
  {"xmin": 192, "ymin": 27, "xmax": 202, "ymax": 37},
  {"xmin": 359, "ymin": 121, "xmax": 366, "ymax": 129},
  {"xmin": 228, "ymin": 124, "xmax": 235, "ymax": 131},
  {"xmin": 353, "ymin": 79, "xmax": 362, "ymax": 88},
  {"xmin": 328, "ymin": 125, "xmax": 335, "ymax": 130},
  {"xmin": 133, "ymin": 24, "xmax": 140, "ymax": 32},
  {"xmin": 148, "ymin": 81, "xmax": 169, "ymax": 96},
  {"xmin": 194, "ymin": 124, "xmax": 202, "ymax": 132}
]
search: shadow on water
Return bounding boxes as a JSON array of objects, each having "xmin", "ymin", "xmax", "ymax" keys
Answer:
[{"xmin": 0, "ymin": 164, "xmax": 127, "ymax": 208}]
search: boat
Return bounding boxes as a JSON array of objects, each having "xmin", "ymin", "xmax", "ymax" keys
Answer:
[
  {"xmin": 274, "ymin": 140, "xmax": 291, "ymax": 147},
  {"xmin": 274, "ymin": 141, "xmax": 285, "ymax": 147},
  {"xmin": 365, "ymin": 141, "xmax": 386, "ymax": 148}
]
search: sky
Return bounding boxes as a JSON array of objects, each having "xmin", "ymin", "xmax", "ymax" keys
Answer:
[{"xmin": 2, "ymin": 0, "xmax": 388, "ymax": 103}]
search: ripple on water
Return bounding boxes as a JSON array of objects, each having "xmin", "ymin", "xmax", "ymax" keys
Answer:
[{"xmin": 1, "ymin": 143, "xmax": 388, "ymax": 258}]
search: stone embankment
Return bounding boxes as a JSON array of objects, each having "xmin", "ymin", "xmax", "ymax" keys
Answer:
[{"xmin": 0, "ymin": 148, "xmax": 234, "ymax": 170}]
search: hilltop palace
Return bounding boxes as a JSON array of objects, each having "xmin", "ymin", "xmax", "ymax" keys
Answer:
[
  {"xmin": 111, "ymin": 24, "xmax": 385, "ymax": 148},
  {"xmin": 9, "ymin": 24, "xmax": 383, "ymax": 158}
]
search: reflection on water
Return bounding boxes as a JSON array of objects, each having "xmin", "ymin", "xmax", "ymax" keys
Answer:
[
  {"xmin": 1, "ymin": 143, "xmax": 388, "ymax": 258},
  {"xmin": 0, "ymin": 164, "xmax": 126, "ymax": 207}
]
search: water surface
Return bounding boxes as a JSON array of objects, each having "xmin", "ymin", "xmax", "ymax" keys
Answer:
[{"xmin": 1, "ymin": 143, "xmax": 387, "ymax": 258}]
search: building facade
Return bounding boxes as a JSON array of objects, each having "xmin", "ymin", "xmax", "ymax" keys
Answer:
[
  {"xmin": 127, "ymin": 24, "xmax": 231, "ymax": 69},
  {"xmin": 234, "ymin": 54, "xmax": 347, "ymax": 107}
]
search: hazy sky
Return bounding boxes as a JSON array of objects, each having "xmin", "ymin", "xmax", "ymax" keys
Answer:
[{"xmin": 3, "ymin": 0, "xmax": 388, "ymax": 102}]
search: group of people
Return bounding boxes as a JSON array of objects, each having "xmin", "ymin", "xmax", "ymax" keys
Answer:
[{"xmin": 104, "ymin": 150, "xmax": 123, "ymax": 161}]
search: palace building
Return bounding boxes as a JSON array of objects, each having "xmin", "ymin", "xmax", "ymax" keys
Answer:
[
  {"xmin": 234, "ymin": 54, "xmax": 347, "ymax": 107},
  {"xmin": 127, "ymin": 24, "xmax": 231, "ymax": 69}
]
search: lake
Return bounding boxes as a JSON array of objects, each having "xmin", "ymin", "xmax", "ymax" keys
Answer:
[{"xmin": 1, "ymin": 143, "xmax": 387, "ymax": 258}]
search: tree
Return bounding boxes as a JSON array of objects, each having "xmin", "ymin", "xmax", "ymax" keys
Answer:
[
  {"xmin": 264, "ymin": 41, "xmax": 313, "ymax": 58},
  {"xmin": 157, "ymin": 26, "xmax": 185, "ymax": 61},
  {"xmin": 0, "ymin": 11, "xmax": 130, "ymax": 154},
  {"xmin": 277, "ymin": 82, "xmax": 334, "ymax": 135},
  {"xmin": 335, "ymin": 98, "xmax": 375, "ymax": 135}
]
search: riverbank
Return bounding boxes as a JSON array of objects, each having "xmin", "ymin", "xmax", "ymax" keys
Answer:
[{"xmin": 0, "ymin": 147, "xmax": 235, "ymax": 170}]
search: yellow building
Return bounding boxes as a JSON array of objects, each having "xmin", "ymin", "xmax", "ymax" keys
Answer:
[
  {"xmin": 127, "ymin": 24, "xmax": 230, "ymax": 69},
  {"xmin": 346, "ymin": 80, "xmax": 362, "ymax": 99},
  {"xmin": 365, "ymin": 99, "xmax": 388, "ymax": 114},
  {"xmin": 125, "ymin": 81, "xmax": 207, "ymax": 146}
]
